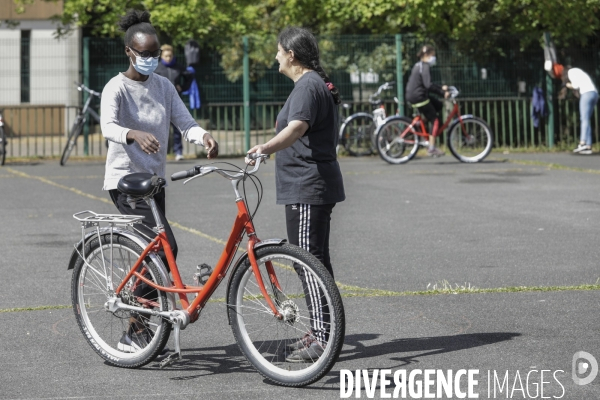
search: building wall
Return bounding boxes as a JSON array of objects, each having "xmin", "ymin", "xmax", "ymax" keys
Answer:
[
  {"xmin": 0, "ymin": 0, "xmax": 64, "ymax": 20},
  {"xmin": 0, "ymin": 28, "xmax": 80, "ymax": 107},
  {"xmin": 0, "ymin": 30, "xmax": 21, "ymax": 105}
]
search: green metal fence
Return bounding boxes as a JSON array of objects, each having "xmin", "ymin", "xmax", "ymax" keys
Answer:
[{"xmin": 2, "ymin": 34, "xmax": 599, "ymax": 159}]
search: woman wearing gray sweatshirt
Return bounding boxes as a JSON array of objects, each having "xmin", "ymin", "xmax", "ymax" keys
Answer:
[{"xmin": 100, "ymin": 9, "xmax": 218, "ymax": 353}]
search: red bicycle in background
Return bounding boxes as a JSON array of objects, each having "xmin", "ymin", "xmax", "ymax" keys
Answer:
[
  {"xmin": 68, "ymin": 154, "xmax": 344, "ymax": 387},
  {"xmin": 375, "ymin": 86, "xmax": 493, "ymax": 164}
]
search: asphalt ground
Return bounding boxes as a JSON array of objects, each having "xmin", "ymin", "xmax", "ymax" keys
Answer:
[{"xmin": 1, "ymin": 150, "xmax": 600, "ymax": 399}]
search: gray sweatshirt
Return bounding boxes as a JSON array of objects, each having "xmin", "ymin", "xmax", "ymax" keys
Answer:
[{"xmin": 100, "ymin": 72, "xmax": 207, "ymax": 190}]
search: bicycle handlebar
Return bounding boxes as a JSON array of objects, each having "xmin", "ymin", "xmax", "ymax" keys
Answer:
[
  {"xmin": 74, "ymin": 81, "xmax": 102, "ymax": 98},
  {"xmin": 369, "ymin": 81, "xmax": 395, "ymax": 103},
  {"xmin": 171, "ymin": 154, "xmax": 270, "ymax": 183}
]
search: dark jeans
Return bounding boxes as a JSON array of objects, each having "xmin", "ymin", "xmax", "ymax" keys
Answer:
[
  {"xmin": 285, "ymin": 203, "xmax": 336, "ymax": 343},
  {"xmin": 172, "ymin": 124, "xmax": 183, "ymax": 156},
  {"xmin": 109, "ymin": 189, "xmax": 178, "ymax": 268}
]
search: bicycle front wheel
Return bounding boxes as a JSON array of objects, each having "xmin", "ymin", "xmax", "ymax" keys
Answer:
[
  {"xmin": 60, "ymin": 118, "xmax": 84, "ymax": 166},
  {"xmin": 447, "ymin": 116, "xmax": 493, "ymax": 163},
  {"xmin": 71, "ymin": 233, "xmax": 171, "ymax": 368},
  {"xmin": 228, "ymin": 244, "xmax": 345, "ymax": 387},
  {"xmin": 340, "ymin": 114, "xmax": 375, "ymax": 156},
  {"xmin": 376, "ymin": 117, "xmax": 420, "ymax": 164},
  {"xmin": 0, "ymin": 125, "xmax": 5, "ymax": 166}
]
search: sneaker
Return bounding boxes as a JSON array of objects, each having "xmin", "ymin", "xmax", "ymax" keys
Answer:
[
  {"xmin": 427, "ymin": 147, "xmax": 445, "ymax": 157},
  {"xmin": 286, "ymin": 341, "xmax": 325, "ymax": 363},
  {"xmin": 118, "ymin": 326, "xmax": 153, "ymax": 353},
  {"xmin": 574, "ymin": 144, "xmax": 591, "ymax": 154},
  {"xmin": 175, "ymin": 154, "xmax": 185, "ymax": 161},
  {"xmin": 287, "ymin": 333, "xmax": 315, "ymax": 351}
]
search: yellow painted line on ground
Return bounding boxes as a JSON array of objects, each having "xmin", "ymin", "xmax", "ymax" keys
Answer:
[
  {"xmin": 5, "ymin": 167, "xmax": 229, "ymax": 246},
  {"xmin": 3, "ymin": 283, "xmax": 600, "ymax": 313},
  {"xmin": 6, "ymin": 167, "xmax": 113, "ymax": 205}
]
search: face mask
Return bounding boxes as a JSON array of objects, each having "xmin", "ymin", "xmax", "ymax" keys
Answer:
[
  {"xmin": 131, "ymin": 56, "xmax": 159, "ymax": 75},
  {"xmin": 428, "ymin": 56, "xmax": 437, "ymax": 66}
]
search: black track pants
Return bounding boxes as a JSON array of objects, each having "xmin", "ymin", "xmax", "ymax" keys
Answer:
[{"xmin": 285, "ymin": 203, "xmax": 335, "ymax": 343}]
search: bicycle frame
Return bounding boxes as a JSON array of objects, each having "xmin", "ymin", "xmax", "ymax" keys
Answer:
[
  {"xmin": 79, "ymin": 87, "xmax": 101, "ymax": 124},
  {"xmin": 112, "ymin": 185, "xmax": 282, "ymax": 324},
  {"xmin": 403, "ymin": 101, "xmax": 467, "ymax": 140}
]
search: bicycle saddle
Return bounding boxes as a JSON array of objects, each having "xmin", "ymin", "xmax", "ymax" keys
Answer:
[{"xmin": 117, "ymin": 173, "xmax": 166, "ymax": 197}]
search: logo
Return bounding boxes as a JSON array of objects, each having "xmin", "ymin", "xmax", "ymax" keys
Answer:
[{"xmin": 572, "ymin": 351, "xmax": 598, "ymax": 385}]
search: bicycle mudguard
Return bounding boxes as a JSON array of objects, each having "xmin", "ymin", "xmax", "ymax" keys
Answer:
[
  {"xmin": 225, "ymin": 238, "xmax": 287, "ymax": 325},
  {"xmin": 448, "ymin": 115, "xmax": 474, "ymax": 130},
  {"xmin": 373, "ymin": 115, "xmax": 414, "ymax": 137},
  {"xmin": 67, "ymin": 227, "xmax": 176, "ymax": 310}
]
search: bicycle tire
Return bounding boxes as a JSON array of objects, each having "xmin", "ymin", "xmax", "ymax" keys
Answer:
[
  {"xmin": 71, "ymin": 233, "xmax": 171, "ymax": 368},
  {"xmin": 0, "ymin": 125, "xmax": 5, "ymax": 166},
  {"xmin": 60, "ymin": 118, "xmax": 84, "ymax": 166},
  {"xmin": 447, "ymin": 116, "xmax": 493, "ymax": 163},
  {"xmin": 340, "ymin": 113, "xmax": 375, "ymax": 156},
  {"xmin": 376, "ymin": 117, "xmax": 420, "ymax": 164},
  {"xmin": 228, "ymin": 244, "xmax": 345, "ymax": 387}
]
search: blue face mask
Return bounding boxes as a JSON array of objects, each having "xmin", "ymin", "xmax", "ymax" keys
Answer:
[
  {"xmin": 428, "ymin": 56, "xmax": 437, "ymax": 66},
  {"xmin": 131, "ymin": 56, "xmax": 159, "ymax": 75}
]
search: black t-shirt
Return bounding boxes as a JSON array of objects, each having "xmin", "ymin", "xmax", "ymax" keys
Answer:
[{"xmin": 275, "ymin": 71, "xmax": 345, "ymax": 205}]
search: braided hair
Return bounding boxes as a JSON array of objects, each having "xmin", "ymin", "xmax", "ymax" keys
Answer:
[
  {"xmin": 118, "ymin": 10, "xmax": 157, "ymax": 46},
  {"xmin": 278, "ymin": 27, "xmax": 341, "ymax": 105}
]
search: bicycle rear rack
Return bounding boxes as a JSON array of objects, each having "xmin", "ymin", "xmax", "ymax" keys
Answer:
[{"xmin": 73, "ymin": 210, "xmax": 144, "ymax": 228}]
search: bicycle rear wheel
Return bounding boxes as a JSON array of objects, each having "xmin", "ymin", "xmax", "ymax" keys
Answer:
[
  {"xmin": 60, "ymin": 118, "xmax": 84, "ymax": 166},
  {"xmin": 376, "ymin": 117, "xmax": 420, "ymax": 164},
  {"xmin": 447, "ymin": 116, "xmax": 493, "ymax": 162},
  {"xmin": 71, "ymin": 233, "xmax": 171, "ymax": 368},
  {"xmin": 228, "ymin": 244, "xmax": 345, "ymax": 387},
  {"xmin": 0, "ymin": 125, "xmax": 5, "ymax": 166},
  {"xmin": 340, "ymin": 114, "xmax": 375, "ymax": 156}
]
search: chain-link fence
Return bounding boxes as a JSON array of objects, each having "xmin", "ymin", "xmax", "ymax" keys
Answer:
[{"xmin": 1, "ymin": 33, "xmax": 599, "ymax": 159}]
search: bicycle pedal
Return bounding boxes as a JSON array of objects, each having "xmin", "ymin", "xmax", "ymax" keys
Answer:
[{"xmin": 193, "ymin": 263, "xmax": 213, "ymax": 285}]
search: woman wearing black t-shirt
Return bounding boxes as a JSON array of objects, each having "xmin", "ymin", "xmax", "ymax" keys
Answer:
[{"xmin": 247, "ymin": 27, "xmax": 345, "ymax": 363}]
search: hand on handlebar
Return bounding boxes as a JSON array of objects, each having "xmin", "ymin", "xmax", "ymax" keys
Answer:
[{"xmin": 246, "ymin": 145, "xmax": 266, "ymax": 165}]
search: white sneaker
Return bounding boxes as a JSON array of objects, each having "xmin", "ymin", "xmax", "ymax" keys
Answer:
[
  {"xmin": 573, "ymin": 144, "xmax": 591, "ymax": 154},
  {"xmin": 175, "ymin": 154, "xmax": 184, "ymax": 161}
]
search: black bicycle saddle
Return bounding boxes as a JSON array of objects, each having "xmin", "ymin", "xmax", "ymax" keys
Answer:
[{"xmin": 117, "ymin": 173, "xmax": 166, "ymax": 197}]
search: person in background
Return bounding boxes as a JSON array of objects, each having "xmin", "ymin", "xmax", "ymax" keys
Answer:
[
  {"xmin": 155, "ymin": 44, "xmax": 193, "ymax": 160},
  {"xmin": 554, "ymin": 63, "xmax": 599, "ymax": 155},
  {"xmin": 405, "ymin": 45, "xmax": 450, "ymax": 157}
]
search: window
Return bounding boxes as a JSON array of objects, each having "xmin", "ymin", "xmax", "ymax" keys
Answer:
[{"xmin": 21, "ymin": 30, "xmax": 30, "ymax": 103}]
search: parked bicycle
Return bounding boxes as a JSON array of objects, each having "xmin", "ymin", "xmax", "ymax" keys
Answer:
[
  {"xmin": 0, "ymin": 110, "xmax": 5, "ymax": 166},
  {"xmin": 60, "ymin": 82, "xmax": 101, "ymax": 166},
  {"xmin": 375, "ymin": 86, "xmax": 493, "ymax": 164},
  {"xmin": 68, "ymin": 154, "xmax": 345, "ymax": 387},
  {"xmin": 339, "ymin": 81, "xmax": 395, "ymax": 156}
]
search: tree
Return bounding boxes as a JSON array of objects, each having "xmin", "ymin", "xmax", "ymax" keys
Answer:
[{"xmin": 11, "ymin": 0, "xmax": 600, "ymax": 80}]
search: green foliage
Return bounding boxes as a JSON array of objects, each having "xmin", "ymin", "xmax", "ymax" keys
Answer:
[{"xmin": 10, "ymin": 0, "xmax": 600, "ymax": 81}]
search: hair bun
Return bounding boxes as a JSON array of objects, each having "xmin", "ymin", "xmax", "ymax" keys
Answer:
[{"xmin": 118, "ymin": 10, "xmax": 151, "ymax": 33}]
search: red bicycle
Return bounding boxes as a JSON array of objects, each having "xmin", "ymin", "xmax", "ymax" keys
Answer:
[
  {"xmin": 375, "ymin": 87, "xmax": 493, "ymax": 164},
  {"xmin": 68, "ymin": 154, "xmax": 344, "ymax": 387}
]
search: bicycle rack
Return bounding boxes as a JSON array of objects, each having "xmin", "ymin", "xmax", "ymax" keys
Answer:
[{"xmin": 73, "ymin": 211, "xmax": 147, "ymax": 293}]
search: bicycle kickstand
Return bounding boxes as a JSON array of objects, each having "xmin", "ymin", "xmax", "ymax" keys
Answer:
[{"xmin": 159, "ymin": 317, "xmax": 183, "ymax": 369}]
